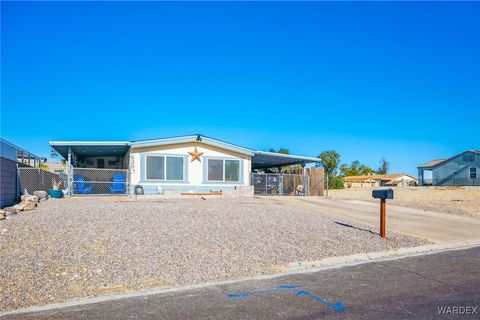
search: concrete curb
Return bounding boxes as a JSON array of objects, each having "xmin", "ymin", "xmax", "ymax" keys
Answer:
[
  {"xmin": 2, "ymin": 240, "xmax": 480, "ymax": 317},
  {"xmin": 284, "ymin": 239, "xmax": 480, "ymax": 271}
]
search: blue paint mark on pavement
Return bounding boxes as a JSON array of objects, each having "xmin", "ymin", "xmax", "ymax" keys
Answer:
[
  {"xmin": 295, "ymin": 290, "xmax": 346, "ymax": 313},
  {"xmin": 225, "ymin": 285, "xmax": 345, "ymax": 314}
]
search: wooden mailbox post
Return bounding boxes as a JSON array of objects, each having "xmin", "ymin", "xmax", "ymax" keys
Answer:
[{"xmin": 372, "ymin": 189, "xmax": 394, "ymax": 239}]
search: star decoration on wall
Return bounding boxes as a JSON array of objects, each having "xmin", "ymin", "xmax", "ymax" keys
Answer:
[{"xmin": 188, "ymin": 146, "xmax": 204, "ymax": 163}]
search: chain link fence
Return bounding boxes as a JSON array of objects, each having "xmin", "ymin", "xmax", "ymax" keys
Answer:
[
  {"xmin": 72, "ymin": 168, "xmax": 129, "ymax": 195},
  {"xmin": 17, "ymin": 167, "xmax": 67, "ymax": 195},
  {"xmin": 252, "ymin": 173, "xmax": 307, "ymax": 196}
]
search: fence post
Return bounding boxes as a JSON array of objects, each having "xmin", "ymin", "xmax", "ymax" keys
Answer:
[
  {"xmin": 126, "ymin": 168, "xmax": 130, "ymax": 196},
  {"xmin": 67, "ymin": 147, "xmax": 72, "ymax": 196},
  {"xmin": 279, "ymin": 174, "xmax": 283, "ymax": 195},
  {"xmin": 265, "ymin": 174, "xmax": 268, "ymax": 195},
  {"xmin": 303, "ymin": 167, "xmax": 308, "ymax": 196}
]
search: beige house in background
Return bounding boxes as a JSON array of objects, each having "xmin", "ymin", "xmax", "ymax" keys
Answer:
[
  {"xmin": 45, "ymin": 162, "xmax": 66, "ymax": 174},
  {"xmin": 343, "ymin": 174, "xmax": 417, "ymax": 188}
]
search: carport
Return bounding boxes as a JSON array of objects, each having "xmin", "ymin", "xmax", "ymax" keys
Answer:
[
  {"xmin": 252, "ymin": 151, "xmax": 320, "ymax": 169},
  {"xmin": 251, "ymin": 151, "xmax": 322, "ymax": 196}
]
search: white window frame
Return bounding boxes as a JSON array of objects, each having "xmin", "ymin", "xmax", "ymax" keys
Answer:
[
  {"xmin": 145, "ymin": 155, "xmax": 185, "ymax": 181},
  {"xmin": 207, "ymin": 158, "xmax": 241, "ymax": 183}
]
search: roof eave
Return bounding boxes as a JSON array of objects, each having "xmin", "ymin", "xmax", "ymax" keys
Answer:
[
  {"xmin": 49, "ymin": 141, "xmax": 131, "ymax": 146},
  {"xmin": 130, "ymin": 135, "xmax": 255, "ymax": 156},
  {"xmin": 253, "ymin": 151, "xmax": 321, "ymax": 163}
]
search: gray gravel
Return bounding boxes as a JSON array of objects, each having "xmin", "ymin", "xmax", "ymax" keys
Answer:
[{"xmin": 0, "ymin": 197, "xmax": 429, "ymax": 311}]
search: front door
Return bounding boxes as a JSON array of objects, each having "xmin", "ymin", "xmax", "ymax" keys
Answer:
[{"xmin": 97, "ymin": 158, "xmax": 105, "ymax": 168}]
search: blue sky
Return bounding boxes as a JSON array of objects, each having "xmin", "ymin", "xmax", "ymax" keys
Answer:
[{"xmin": 1, "ymin": 1, "xmax": 479, "ymax": 174}]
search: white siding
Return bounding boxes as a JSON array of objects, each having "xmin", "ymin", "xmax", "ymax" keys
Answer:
[{"xmin": 129, "ymin": 142, "xmax": 251, "ymax": 194}]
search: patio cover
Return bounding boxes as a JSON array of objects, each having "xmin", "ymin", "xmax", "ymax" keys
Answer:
[
  {"xmin": 49, "ymin": 141, "xmax": 131, "ymax": 158},
  {"xmin": 252, "ymin": 151, "xmax": 320, "ymax": 169}
]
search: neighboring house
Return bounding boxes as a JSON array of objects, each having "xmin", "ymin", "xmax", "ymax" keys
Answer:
[
  {"xmin": 418, "ymin": 150, "xmax": 480, "ymax": 186},
  {"xmin": 49, "ymin": 134, "xmax": 320, "ymax": 195},
  {"xmin": 343, "ymin": 174, "xmax": 417, "ymax": 188},
  {"xmin": 0, "ymin": 139, "xmax": 45, "ymax": 207}
]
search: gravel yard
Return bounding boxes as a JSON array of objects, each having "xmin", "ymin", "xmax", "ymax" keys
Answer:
[
  {"xmin": 329, "ymin": 187, "xmax": 480, "ymax": 217},
  {"xmin": 0, "ymin": 197, "xmax": 429, "ymax": 311}
]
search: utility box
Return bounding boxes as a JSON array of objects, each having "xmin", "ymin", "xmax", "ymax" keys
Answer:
[{"xmin": 372, "ymin": 189, "xmax": 394, "ymax": 200}]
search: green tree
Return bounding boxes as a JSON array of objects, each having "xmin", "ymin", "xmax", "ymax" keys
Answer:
[
  {"xmin": 329, "ymin": 176, "xmax": 344, "ymax": 189},
  {"xmin": 318, "ymin": 150, "xmax": 343, "ymax": 189},
  {"xmin": 38, "ymin": 162, "xmax": 49, "ymax": 172},
  {"xmin": 340, "ymin": 160, "xmax": 375, "ymax": 176},
  {"xmin": 377, "ymin": 158, "xmax": 390, "ymax": 174},
  {"xmin": 360, "ymin": 164, "xmax": 375, "ymax": 175},
  {"xmin": 269, "ymin": 147, "xmax": 289, "ymax": 154},
  {"xmin": 348, "ymin": 160, "xmax": 362, "ymax": 176},
  {"xmin": 318, "ymin": 150, "xmax": 340, "ymax": 176}
]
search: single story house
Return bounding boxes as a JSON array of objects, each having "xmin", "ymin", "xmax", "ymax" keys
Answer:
[
  {"xmin": 49, "ymin": 134, "xmax": 321, "ymax": 195},
  {"xmin": 418, "ymin": 150, "xmax": 480, "ymax": 186},
  {"xmin": 343, "ymin": 174, "xmax": 417, "ymax": 188}
]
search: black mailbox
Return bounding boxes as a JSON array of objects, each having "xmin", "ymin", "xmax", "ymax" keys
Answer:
[{"xmin": 372, "ymin": 189, "xmax": 394, "ymax": 199}]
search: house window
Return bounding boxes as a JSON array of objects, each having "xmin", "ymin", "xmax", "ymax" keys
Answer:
[
  {"xmin": 207, "ymin": 159, "xmax": 240, "ymax": 182},
  {"xmin": 225, "ymin": 160, "xmax": 240, "ymax": 181},
  {"xmin": 207, "ymin": 159, "xmax": 223, "ymax": 181},
  {"xmin": 108, "ymin": 160, "xmax": 117, "ymax": 165},
  {"xmin": 146, "ymin": 156, "xmax": 165, "ymax": 180},
  {"xmin": 470, "ymin": 167, "xmax": 477, "ymax": 179},
  {"xmin": 146, "ymin": 155, "xmax": 184, "ymax": 181},
  {"xmin": 166, "ymin": 156, "xmax": 184, "ymax": 180}
]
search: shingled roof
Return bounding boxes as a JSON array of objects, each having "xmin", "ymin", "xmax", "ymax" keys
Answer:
[
  {"xmin": 418, "ymin": 159, "xmax": 447, "ymax": 168},
  {"xmin": 418, "ymin": 150, "xmax": 480, "ymax": 169}
]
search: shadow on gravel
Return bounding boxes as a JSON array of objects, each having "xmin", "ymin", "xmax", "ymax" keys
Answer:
[{"xmin": 334, "ymin": 221, "xmax": 378, "ymax": 236}]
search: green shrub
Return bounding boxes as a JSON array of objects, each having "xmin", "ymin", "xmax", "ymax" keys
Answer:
[{"xmin": 328, "ymin": 176, "xmax": 344, "ymax": 189}]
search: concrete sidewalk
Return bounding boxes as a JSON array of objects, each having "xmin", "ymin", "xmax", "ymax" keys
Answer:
[{"xmin": 262, "ymin": 197, "xmax": 480, "ymax": 243}]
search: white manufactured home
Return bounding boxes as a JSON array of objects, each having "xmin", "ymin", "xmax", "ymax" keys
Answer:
[{"xmin": 49, "ymin": 134, "xmax": 321, "ymax": 196}]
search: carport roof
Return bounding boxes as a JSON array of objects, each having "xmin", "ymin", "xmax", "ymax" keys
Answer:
[
  {"xmin": 251, "ymin": 151, "xmax": 320, "ymax": 169},
  {"xmin": 49, "ymin": 141, "xmax": 131, "ymax": 158}
]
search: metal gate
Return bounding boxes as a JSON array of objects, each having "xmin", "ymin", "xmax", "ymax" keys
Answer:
[
  {"xmin": 252, "ymin": 173, "xmax": 307, "ymax": 196},
  {"xmin": 72, "ymin": 168, "xmax": 129, "ymax": 195}
]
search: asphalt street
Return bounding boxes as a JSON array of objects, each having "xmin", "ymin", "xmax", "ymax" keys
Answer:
[{"xmin": 3, "ymin": 246, "xmax": 479, "ymax": 320}]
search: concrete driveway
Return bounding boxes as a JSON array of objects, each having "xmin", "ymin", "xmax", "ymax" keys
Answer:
[{"xmin": 260, "ymin": 197, "xmax": 480, "ymax": 243}]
